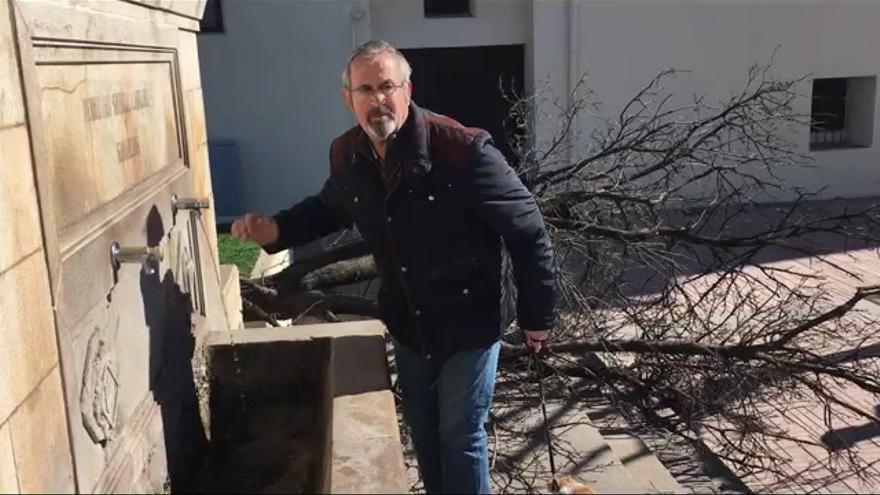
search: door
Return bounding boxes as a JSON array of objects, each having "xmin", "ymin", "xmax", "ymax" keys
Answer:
[{"xmin": 401, "ymin": 44, "xmax": 525, "ymax": 164}]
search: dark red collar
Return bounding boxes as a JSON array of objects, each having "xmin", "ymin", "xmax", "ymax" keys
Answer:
[{"xmin": 353, "ymin": 103, "xmax": 432, "ymax": 174}]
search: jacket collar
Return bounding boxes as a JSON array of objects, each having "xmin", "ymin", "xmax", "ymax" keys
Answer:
[{"xmin": 353, "ymin": 102, "xmax": 432, "ymax": 174}]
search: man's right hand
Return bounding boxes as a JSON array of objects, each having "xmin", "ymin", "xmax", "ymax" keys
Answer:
[{"xmin": 230, "ymin": 213, "xmax": 280, "ymax": 246}]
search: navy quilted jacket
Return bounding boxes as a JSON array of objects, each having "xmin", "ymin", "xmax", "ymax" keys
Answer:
[{"xmin": 270, "ymin": 103, "xmax": 556, "ymax": 361}]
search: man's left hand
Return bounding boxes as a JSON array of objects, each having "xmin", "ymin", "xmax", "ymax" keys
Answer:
[{"xmin": 524, "ymin": 329, "xmax": 550, "ymax": 353}]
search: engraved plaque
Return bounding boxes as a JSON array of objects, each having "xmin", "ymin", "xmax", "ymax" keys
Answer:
[{"xmin": 34, "ymin": 41, "xmax": 185, "ymax": 234}]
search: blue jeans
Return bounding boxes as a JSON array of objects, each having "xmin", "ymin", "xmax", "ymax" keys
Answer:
[{"xmin": 393, "ymin": 339, "xmax": 500, "ymax": 494}]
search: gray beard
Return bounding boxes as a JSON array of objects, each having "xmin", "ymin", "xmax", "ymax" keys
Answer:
[{"xmin": 365, "ymin": 117, "xmax": 397, "ymax": 141}]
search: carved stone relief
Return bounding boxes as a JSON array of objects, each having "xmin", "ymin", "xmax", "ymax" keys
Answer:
[{"xmin": 80, "ymin": 304, "xmax": 120, "ymax": 447}]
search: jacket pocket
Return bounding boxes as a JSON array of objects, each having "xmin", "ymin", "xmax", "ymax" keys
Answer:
[{"xmin": 427, "ymin": 255, "xmax": 479, "ymax": 284}]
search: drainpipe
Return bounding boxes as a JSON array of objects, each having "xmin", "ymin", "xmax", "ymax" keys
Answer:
[
  {"xmin": 350, "ymin": 0, "xmax": 370, "ymax": 48},
  {"xmin": 568, "ymin": 0, "xmax": 580, "ymax": 166},
  {"xmin": 348, "ymin": 0, "xmax": 370, "ymax": 128}
]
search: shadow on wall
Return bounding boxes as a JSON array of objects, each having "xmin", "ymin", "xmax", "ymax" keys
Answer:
[{"xmin": 141, "ymin": 206, "xmax": 207, "ymax": 492}]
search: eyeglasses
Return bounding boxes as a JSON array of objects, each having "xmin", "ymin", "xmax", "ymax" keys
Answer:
[{"xmin": 349, "ymin": 80, "xmax": 407, "ymax": 100}]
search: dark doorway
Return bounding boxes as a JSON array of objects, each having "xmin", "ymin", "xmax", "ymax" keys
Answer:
[{"xmin": 401, "ymin": 44, "xmax": 525, "ymax": 164}]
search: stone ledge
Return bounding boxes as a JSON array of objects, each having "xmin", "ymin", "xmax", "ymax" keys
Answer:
[
  {"xmin": 332, "ymin": 391, "xmax": 399, "ymax": 444},
  {"xmin": 205, "ymin": 320, "xmax": 386, "ymax": 345},
  {"xmin": 331, "ymin": 437, "xmax": 409, "ymax": 494},
  {"xmin": 219, "ymin": 264, "xmax": 242, "ymax": 330}
]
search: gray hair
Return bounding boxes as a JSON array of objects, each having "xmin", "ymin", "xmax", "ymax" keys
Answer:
[{"xmin": 341, "ymin": 40, "xmax": 413, "ymax": 89}]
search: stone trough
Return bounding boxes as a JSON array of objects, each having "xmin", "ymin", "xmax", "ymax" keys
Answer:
[{"xmin": 197, "ymin": 321, "xmax": 408, "ymax": 494}]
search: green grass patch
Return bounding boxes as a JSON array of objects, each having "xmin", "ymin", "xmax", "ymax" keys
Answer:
[{"xmin": 218, "ymin": 233, "xmax": 262, "ymax": 277}]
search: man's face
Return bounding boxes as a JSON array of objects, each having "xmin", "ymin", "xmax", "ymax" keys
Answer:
[{"xmin": 344, "ymin": 52, "xmax": 412, "ymax": 142}]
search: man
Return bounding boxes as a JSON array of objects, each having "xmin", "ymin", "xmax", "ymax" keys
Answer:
[{"xmin": 231, "ymin": 40, "xmax": 556, "ymax": 494}]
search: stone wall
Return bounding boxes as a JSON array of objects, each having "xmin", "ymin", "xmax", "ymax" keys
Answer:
[
  {"xmin": 0, "ymin": 2, "xmax": 76, "ymax": 491},
  {"xmin": 0, "ymin": 1, "xmax": 229, "ymax": 492}
]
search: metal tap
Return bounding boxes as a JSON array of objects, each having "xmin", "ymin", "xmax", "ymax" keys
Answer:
[
  {"xmin": 110, "ymin": 242, "xmax": 163, "ymax": 275},
  {"xmin": 171, "ymin": 194, "xmax": 210, "ymax": 216}
]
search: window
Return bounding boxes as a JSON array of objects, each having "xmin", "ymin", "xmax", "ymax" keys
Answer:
[
  {"xmin": 810, "ymin": 76, "xmax": 876, "ymax": 150},
  {"xmin": 200, "ymin": 0, "xmax": 224, "ymax": 33},
  {"xmin": 424, "ymin": 0, "xmax": 472, "ymax": 18}
]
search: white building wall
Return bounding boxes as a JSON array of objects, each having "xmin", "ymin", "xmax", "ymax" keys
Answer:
[
  {"xmin": 198, "ymin": 0, "xmax": 880, "ymax": 212},
  {"xmin": 530, "ymin": 1, "xmax": 571, "ymax": 155},
  {"xmin": 536, "ymin": 0, "xmax": 880, "ymax": 199},
  {"xmin": 370, "ymin": 0, "xmax": 530, "ymax": 49},
  {"xmin": 198, "ymin": 0, "xmax": 359, "ymax": 214}
]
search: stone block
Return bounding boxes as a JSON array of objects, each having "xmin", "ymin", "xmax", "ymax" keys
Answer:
[
  {"xmin": 331, "ymin": 437, "xmax": 409, "ymax": 494},
  {"xmin": 0, "ymin": 126, "xmax": 43, "ymax": 275},
  {"xmin": 0, "ymin": 251, "xmax": 58, "ymax": 425},
  {"xmin": 178, "ymin": 31, "xmax": 202, "ymax": 92},
  {"xmin": 332, "ymin": 331, "xmax": 390, "ymax": 397},
  {"xmin": 9, "ymin": 367, "xmax": 75, "ymax": 493},
  {"xmin": 0, "ymin": 6, "xmax": 24, "ymax": 129},
  {"xmin": 332, "ymin": 391, "xmax": 399, "ymax": 443},
  {"xmin": 0, "ymin": 420, "xmax": 18, "ymax": 493}
]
